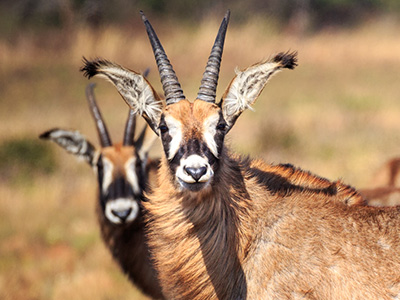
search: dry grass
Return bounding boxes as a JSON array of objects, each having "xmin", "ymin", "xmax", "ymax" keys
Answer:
[{"xmin": 1, "ymin": 16, "xmax": 400, "ymax": 299}]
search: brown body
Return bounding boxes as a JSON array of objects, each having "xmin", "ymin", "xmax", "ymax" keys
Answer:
[
  {"xmin": 145, "ymin": 113, "xmax": 399, "ymax": 300},
  {"xmin": 370, "ymin": 157, "xmax": 400, "ymax": 188},
  {"xmin": 249, "ymin": 158, "xmax": 365, "ymax": 206},
  {"xmin": 81, "ymin": 11, "xmax": 400, "ymax": 300},
  {"xmin": 360, "ymin": 158, "xmax": 400, "ymax": 206}
]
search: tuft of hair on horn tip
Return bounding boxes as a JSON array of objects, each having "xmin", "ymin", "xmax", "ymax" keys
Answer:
[{"xmin": 273, "ymin": 51, "xmax": 298, "ymax": 70}]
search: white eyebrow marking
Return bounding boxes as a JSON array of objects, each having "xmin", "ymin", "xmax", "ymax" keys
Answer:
[
  {"xmin": 203, "ymin": 113, "xmax": 220, "ymax": 157},
  {"xmin": 164, "ymin": 115, "xmax": 183, "ymax": 160},
  {"xmin": 125, "ymin": 157, "xmax": 141, "ymax": 194},
  {"xmin": 101, "ymin": 157, "xmax": 114, "ymax": 193}
]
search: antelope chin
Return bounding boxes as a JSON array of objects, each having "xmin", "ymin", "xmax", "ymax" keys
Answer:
[
  {"xmin": 177, "ymin": 178, "xmax": 211, "ymax": 192},
  {"xmin": 105, "ymin": 198, "xmax": 140, "ymax": 224}
]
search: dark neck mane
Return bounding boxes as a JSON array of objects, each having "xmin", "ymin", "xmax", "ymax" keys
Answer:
[
  {"xmin": 97, "ymin": 207, "xmax": 164, "ymax": 299},
  {"xmin": 145, "ymin": 152, "xmax": 253, "ymax": 299}
]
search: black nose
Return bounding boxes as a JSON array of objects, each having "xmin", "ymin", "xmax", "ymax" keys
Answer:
[
  {"xmin": 184, "ymin": 166, "xmax": 207, "ymax": 182},
  {"xmin": 111, "ymin": 208, "xmax": 132, "ymax": 222}
]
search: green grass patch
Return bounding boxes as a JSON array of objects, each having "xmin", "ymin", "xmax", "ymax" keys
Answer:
[
  {"xmin": 257, "ymin": 121, "xmax": 300, "ymax": 152},
  {"xmin": 0, "ymin": 137, "xmax": 56, "ymax": 184}
]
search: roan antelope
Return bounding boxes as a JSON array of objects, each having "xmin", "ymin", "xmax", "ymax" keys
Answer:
[
  {"xmin": 81, "ymin": 10, "xmax": 400, "ymax": 300},
  {"xmin": 360, "ymin": 158, "xmax": 400, "ymax": 206},
  {"xmin": 40, "ymin": 83, "xmax": 164, "ymax": 299}
]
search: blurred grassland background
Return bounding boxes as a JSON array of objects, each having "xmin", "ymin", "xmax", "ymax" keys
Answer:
[{"xmin": 1, "ymin": 0, "xmax": 400, "ymax": 299}]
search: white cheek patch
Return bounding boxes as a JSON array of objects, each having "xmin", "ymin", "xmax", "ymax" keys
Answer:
[
  {"xmin": 105, "ymin": 198, "xmax": 139, "ymax": 224},
  {"xmin": 202, "ymin": 113, "xmax": 220, "ymax": 157},
  {"xmin": 164, "ymin": 115, "xmax": 183, "ymax": 160},
  {"xmin": 176, "ymin": 154, "xmax": 214, "ymax": 184},
  {"xmin": 101, "ymin": 157, "xmax": 114, "ymax": 193},
  {"xmin": 125, "ymin": 157, "xmax": 141, "ymax": 194}
]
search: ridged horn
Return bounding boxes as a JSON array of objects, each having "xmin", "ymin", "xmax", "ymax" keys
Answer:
[
  {"xmin": 123, "ymin": 109, "xmax": 136, "ymax": 146},
  {"xmin": 197, "ymin": 10, "xmax": 230, "ymax": 103},
  {"xmin": 85, "ymin": 83, "xmax": 112, "ymax": 147},
  {"xmin": 140, "ymin": 11, "xmax": 185, "ymax": 105}
]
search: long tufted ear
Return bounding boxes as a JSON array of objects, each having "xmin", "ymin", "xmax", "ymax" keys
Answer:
[
  {"xmin": 39, "ymin": 128, "xmax": 97, "ymax": 165},
  {"xmin": 220, "ymin": 51, "xmax": 298, "ymax": 130},
  {"xmin": 80, "ymin": 58, "xmax": 163, "ymax": 135}
]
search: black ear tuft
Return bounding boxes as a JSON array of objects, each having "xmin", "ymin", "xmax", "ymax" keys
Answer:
[
  {"xmin": 39, "ymin": 129, "xmax": 56, "ymax": 140},
  {"xmin": 80, "ymin": 57, "xmax": 110, "ymax": 79},
  {"xmin": 273, "ymin": 51, "xmax": 298, "ymax": 70}
]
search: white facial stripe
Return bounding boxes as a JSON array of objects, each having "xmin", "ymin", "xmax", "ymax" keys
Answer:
[
  {"xmin": 202, "ymin": 113, "xmax": 220, "ymax": 157},
  {"xmin": 125, "ymin": 157, "xmax": 141, "ymax": 194},
  {"xmin": 101, "ymin": 157, "xmax": 114, "ymax": 193},
  {"xmin": 105, "ymin": 198, "xmax": 139, "ymax": 224},
  {"xmin": 164, "ymin": 115, "xmax": 183, "ymax": 160},
  {"xmin": 176, "ymin": 155, "xmax": 214, "ymax": 184}
]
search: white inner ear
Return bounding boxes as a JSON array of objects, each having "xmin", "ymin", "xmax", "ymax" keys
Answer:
[
  {"xmin": 202, "ymin": 113, "xmax": 220, "ymax": 157},
  {"xmin": 138, "ymin": 83, "xmax": 163, "ymax": 122},
  {"xmin": 164, "ymin": 115, "xmax": 183, "ymax": 160},
  {"xmin": 96, "ymin": 65, "xmax": 162, "ymax": 124},
  {"xmin": 222, "ymin": 61, "xmax": 282, "ymax": 122},
  {"xmin": 49, "ymin": 130, "xmax": 88, "ymax": 157}
]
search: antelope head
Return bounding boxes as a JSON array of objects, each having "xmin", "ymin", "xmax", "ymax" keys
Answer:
[
  {"xmin": 40, "ymin": 83, "xmax": 156, "ymax": 223},
  {"xmin": 81, "ymin": 11, "xmax": 297, "ymax": 194}
]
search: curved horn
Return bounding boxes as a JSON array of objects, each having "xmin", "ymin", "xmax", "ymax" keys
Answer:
[
  {"xmin": 140, "ymin": 11, "xmax": 185, "ymax": 105},
  {"xmin": 123, "ymin": 109, "xmax": 136, "ymax": 146},
  {"xmin": 85, "ymin": 83, "xmax": 112, "ymax": 147},
  {"xmin": 197, "ymin": 10, "xmax": 230, "ymax": 103}
]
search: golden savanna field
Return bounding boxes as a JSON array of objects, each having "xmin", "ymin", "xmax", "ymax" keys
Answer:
[{"xmin": 1, "ymin": 14, "xmax": 400, "ymax": 299}]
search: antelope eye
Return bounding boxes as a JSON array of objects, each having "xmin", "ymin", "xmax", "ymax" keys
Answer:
[
  {"xmin": 158, "ymin": 125, "xmax": 169, "ymax": 134},
  {"xmin": 216, "ymin": 123, "xmax": 227, "ymax": 131}
]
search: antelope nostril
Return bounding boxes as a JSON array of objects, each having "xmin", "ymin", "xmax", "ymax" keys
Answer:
[
  {"xmin": 111, "ymin": 208, "xmax": 132, "ymax": 221},
  {"xmin": 184, "ymin": 166, "xmax": 207, "ymax": 181}
]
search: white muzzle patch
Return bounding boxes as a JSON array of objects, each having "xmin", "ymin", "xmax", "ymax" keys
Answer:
[
  {"xmin": 176, "ymin": 154, "xmax": 213, "ymax": 185},
  {"xmin": 105, "ymin": 198, "xmax": 139, "ymax": 224}
]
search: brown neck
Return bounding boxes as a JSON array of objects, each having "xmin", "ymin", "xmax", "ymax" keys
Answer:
[{"xmin": 145, "ymin": 152, "xmax": 254, "ymax": 299}]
